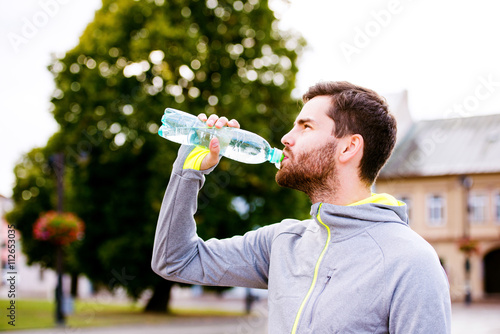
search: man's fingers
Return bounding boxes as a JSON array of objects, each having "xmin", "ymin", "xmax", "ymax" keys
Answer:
[
  {"xmin": 195, "ymin": 114, "xmax": 240, "ymax": 170},
  {"xmin": 198, "ymin": 114, "xmax": 240, "ymax": 129},
  {"xmin": 228, "ymin": 119, "xmax": 240, "ymax": 129},
  {"xmin": 206, "ymin": 114, "xmax": 219, "ymax": 127},
  {"xmin": 214, "ymin": 117, "xmax": 229, "ymax": 128}
]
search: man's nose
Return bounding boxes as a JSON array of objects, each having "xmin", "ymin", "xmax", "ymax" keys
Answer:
[{"xmin": 281, "ymin": 130, "xmax": 294, "ymax": 146}]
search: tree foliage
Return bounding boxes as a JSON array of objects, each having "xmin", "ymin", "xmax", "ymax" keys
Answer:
[{"xmin": 8, "ymin": 0, "xmax": 309, "ymax": 311}]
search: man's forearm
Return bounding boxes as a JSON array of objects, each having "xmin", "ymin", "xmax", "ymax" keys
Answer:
[
  {"xmin": 151, "ymin": 145, "xmax": 212, "ymax": 281},
  {"xmin": 151, "ymin": 145, "xmax": 271, "ymax": 288}
]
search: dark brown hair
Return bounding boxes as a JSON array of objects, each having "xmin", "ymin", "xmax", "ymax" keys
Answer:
[{"xmin": 303, "ymin": 81, "xmax": 397, "ymax": 185}]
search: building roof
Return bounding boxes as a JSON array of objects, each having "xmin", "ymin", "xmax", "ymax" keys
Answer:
[{"xmin": 379, "ymin": 113, "xmax": 500, "ymax": 178}]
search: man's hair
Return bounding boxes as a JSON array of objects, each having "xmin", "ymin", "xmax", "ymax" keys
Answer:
[{"xmin": 302, "ymin": 81, "xmax": 397, "ymax": 185}]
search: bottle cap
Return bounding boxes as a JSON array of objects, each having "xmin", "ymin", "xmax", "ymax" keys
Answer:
[{"xmin": 269, "ymin": 148, "xmax": 283, "ymax": 169}]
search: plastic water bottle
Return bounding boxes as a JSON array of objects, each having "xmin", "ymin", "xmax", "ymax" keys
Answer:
[{"xmin": 158, "ymin": 108, "xmax": 283, "ymax": 168}]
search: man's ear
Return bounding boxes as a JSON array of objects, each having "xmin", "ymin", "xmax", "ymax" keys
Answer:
[{"xmin": 338, "ymin": 134, "xmax": 364, "ymax": 163}]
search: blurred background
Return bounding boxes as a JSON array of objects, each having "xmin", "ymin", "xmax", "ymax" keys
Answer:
[{"xmin": 0, "ymin": 0, "xmax": 499, "ymax": 332}]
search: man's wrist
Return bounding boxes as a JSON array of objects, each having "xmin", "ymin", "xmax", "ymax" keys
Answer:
[{"xmin": 183, "ymin": 146, "xmax": 210, "ymax": 170}]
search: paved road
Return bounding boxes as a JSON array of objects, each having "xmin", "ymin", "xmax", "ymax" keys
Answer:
[
  {"xmin": 12, "ymin": 302, "xmax": 500, "ymax": 334},
  {"xmin": 12, "ymin": 315, "xmax": 267, "ymax": 334},
  {"xmin": 13, "ymin": 316, "xmax": 267, "ymax": 334},
  {"xmin": 451, "ymin": 302, "xmax": 500, "ymax": 334}
]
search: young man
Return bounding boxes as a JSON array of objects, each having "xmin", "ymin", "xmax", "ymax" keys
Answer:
[{"xmin": 152, "ymin": 81, "xmax": 452, "ymax": 333}]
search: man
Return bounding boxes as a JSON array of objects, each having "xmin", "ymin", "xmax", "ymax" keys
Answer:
[{"xmin": 152, "ymin": 81, "xmax": 452, "ymax": 333}]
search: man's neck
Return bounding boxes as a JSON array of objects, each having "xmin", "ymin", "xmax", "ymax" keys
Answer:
[
  {"xmin": 308, "ymin": 173, "xmax": 371, "ymax": 206},
  {"xmin": 310, "ymin": 187, "xmax": 371, "ymax": 206}
]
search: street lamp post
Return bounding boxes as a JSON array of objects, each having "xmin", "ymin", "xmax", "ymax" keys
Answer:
[
  {"xmin": 460, "ymin": 175, "xmax": 473, "ymax": 305},
  {"xmin": 50, "ymin": 153, "xmax": 65, "ymax": 326}
]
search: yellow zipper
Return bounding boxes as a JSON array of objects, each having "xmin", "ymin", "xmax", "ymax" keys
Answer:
[{"xmin": 291, "ymin": 203, "xmax": 331, "ymax": 334}]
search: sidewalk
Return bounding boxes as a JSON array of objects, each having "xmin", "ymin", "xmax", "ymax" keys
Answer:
[
  {"xmin": 11, "ymin": 304, "xmax": 268, "ymax": 334},
  {"xmin": 11, "ymin": 315, "xmax": 267, "ymax": 334},
  {"xmin": 451, "ymin": 302, "xmax": 500, "ymax": 334},
  {"xmin": 10, "ymin": 301, "xmax": 500, "ymax": 334}
]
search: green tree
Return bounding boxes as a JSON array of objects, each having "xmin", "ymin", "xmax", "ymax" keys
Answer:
[
  {"xmin": 7, "ymin": 148, "xmax": 57, "ymax": 268},
  {"xmin": 8, "ymin": 0, "xmax": 309, "ymax": 312},
  {"xmin": 6, "ymin": 139, "xmax": 83, "ymax": 295}
]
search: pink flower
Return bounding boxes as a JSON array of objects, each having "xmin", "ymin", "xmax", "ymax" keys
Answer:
[{"xmin": 33, "ymin": 211, "xmax": 85, "ymax": 245}]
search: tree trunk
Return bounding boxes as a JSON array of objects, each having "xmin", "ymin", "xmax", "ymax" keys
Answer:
[
  {"xmin": 70, "ymin": 272, "xmax": 79, "ymax": 298},
  {"xmin": 144, "ymin": 279, "xmax": 174, "ymax": 313}
]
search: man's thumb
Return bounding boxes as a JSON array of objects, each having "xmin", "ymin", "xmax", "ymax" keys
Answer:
[
  {"xmin": 200, "ymin": 137, "xmax": 220, "ymax": 170},
  {"xmin": 210, "ymin": 137, "xmax": 220, "ymax": 155}
]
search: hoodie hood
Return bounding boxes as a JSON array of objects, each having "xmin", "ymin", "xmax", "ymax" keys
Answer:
[{"xmin": 310, "ymin": 193, "xmax": 409, "ymax": 242}]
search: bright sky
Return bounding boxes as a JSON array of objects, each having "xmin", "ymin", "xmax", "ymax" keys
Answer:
[{"xmin": 1, "ymin": 0, "xmax": 499, "ymax": 197}]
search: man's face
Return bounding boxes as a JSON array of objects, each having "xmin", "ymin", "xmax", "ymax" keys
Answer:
[{"xmin": 276, "ymin": 96, "xmax": 339, "ymax": 195}]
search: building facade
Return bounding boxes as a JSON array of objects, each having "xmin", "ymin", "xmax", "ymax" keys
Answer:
[{"xmin": 376, "ymin": 114, "xmax": 500, "ymax": 301}]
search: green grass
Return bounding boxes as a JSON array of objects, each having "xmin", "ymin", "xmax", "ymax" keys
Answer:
[{"xmin": 0, "ymin": 298, "xmax": 243, "ymax": 331}]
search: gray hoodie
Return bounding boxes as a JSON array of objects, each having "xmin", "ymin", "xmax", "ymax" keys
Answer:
[{"xmin": 152, "ymin": 145, "xmax": 452, "ymax": 333}]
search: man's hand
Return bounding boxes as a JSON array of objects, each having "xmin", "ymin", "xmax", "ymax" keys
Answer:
[{"xmin": 197, "ymin": 113, "xmax": 240, "ymax": 170}]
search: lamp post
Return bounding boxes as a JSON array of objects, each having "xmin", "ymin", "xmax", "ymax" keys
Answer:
[
  {"xmin": 50, "ymin": 153, "xmax": 65, "ymax": 326},
  {"xmin": 460, "ymin": 175, "xmax": 473, "ymax": 305}
]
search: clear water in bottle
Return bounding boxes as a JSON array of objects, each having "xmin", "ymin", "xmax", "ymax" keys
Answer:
[{"xmin": 158, "ymin": 108, "xmax": 283, "ymax": 168}]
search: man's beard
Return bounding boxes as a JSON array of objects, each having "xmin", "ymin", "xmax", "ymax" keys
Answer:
[{"xmin": 275, "ymin": 140, "xmax": 338, "ymax": 200}]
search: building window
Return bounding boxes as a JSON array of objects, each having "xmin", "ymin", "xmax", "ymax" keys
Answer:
[
  {"xmin": 427, "ymin": 194, "xmax": 445, "ymax": 226},
  {"xmin": 399, "ymin": 196, "xmax": 412, "ymax": 222},
  {"xmin": 469, "ymin": 193, "xmax": 488, "ymax": 224},
  {"xmin": 495, "ymin": 192, "xmax": 500, "ymax": 224}
]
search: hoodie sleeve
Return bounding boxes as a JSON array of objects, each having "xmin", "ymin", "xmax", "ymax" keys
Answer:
[
  {"xmin": 151, "ymin": 145, "xmax": 271, "ymax": 289},
  {"xmin": 387, "ymin": 237, "xmax": 452, "ymax": 334}
]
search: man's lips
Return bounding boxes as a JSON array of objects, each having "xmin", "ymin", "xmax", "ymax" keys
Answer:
[{"xmin": 282, "ymin": 151, "xmax": 291, "ymax": 162}]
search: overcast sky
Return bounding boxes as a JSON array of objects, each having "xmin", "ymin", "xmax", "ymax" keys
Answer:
[{"xmin": 1, "ymin": 0, "xmax": 499, "ymax": 197}]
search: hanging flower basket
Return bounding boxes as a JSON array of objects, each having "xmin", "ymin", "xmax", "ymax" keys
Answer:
[
  {"xmin": 457, "ymin": 237, "xmax": 479, "ymax": 254},
  {"xmin": 33, "ymin": 211, "xmax": 85, "ymax": 245}
]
